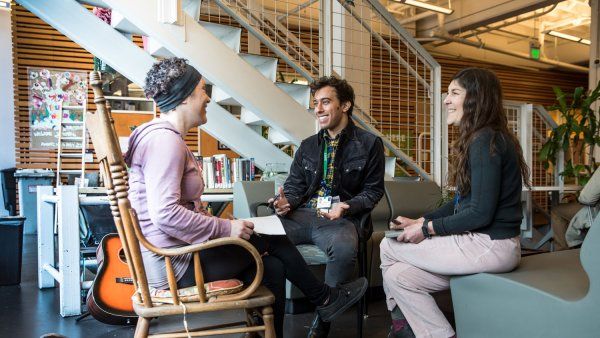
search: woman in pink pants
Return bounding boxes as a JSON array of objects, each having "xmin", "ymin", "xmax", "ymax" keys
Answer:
[{"xmin": 381, "ymin": 67, "xmax": 530, "ymax": 338}]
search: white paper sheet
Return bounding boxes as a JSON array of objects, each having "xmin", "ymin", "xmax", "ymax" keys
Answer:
[{"xmin": 242, "ymin": 215, "xmax": 286, "ymax": 235}]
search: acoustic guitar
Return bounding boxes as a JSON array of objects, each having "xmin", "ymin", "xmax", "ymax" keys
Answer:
[{"xmin": 86, "ymin": 233, "xmax": 138, "ymax": 325}]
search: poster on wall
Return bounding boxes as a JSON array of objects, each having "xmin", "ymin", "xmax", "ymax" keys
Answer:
[{"xmin": 28, "ymin": 67, "xmax": 88, "ymax": 150}]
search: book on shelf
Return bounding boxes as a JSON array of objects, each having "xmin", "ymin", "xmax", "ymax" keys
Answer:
[{"xmin": 199, "ymin": 155, "xmax": 255, "ymax": 189}]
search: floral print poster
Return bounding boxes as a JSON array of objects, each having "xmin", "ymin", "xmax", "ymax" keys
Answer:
[{"xmin": 28, "ymin": 67, "xmax": 87, "ymax": 149}]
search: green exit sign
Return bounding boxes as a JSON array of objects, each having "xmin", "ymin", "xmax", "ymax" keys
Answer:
[
  {"xmin": 529, "ymin": 40, "xmax": 541, "ymax": 60},
  {"xmin": 530, "ymin": 47, "xmax": 540, "ymax": 60}
]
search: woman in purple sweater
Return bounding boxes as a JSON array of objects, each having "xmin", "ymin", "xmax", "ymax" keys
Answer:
[{"xmin": 124, "ymin": 57, "xmax": 367, "ymax": 337}]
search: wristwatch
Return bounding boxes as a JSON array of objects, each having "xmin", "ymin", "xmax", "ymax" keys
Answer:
[{"xmin": 421, "ymin": 219, "xmax": 432, "ymax": 239}]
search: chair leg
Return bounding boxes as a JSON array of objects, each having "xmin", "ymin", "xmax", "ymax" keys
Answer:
[
  {"xmin": 357, "ymin": 240, "xmax": 367, "ymax": 338},
  {"xmin": 134, "ymin": 317, "xmax": 150, "ymax": 338},
  {"xmin": 262, "ymin": 306, "xmax": 276, "ymax": 338}
]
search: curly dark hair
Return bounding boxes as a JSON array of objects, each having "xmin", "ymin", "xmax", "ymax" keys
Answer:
[
  {"xmin": 310, "ymin": 76, "xmax": 355, "ymax": 116},
  {"xmin": 144, "ymin": 57, "xmax": 189, "ymax": 99},
  {"xmin": 448, "ymin": 67, "xmax": 530, "ymax": 195}
]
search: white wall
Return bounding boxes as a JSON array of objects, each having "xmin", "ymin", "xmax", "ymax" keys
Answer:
[{"xmin": 0, "ymin": 7, "xmax": 14, "ymax": 215}]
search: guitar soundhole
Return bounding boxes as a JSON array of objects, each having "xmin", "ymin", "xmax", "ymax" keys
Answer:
[{"xmin": 118, "ymin": 248, "xmax": 127, "ymax": 264}]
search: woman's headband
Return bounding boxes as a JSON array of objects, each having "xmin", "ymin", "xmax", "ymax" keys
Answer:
[{"xmin": 153, "ymin": 64, "xmax": 202, "ymax": 112}]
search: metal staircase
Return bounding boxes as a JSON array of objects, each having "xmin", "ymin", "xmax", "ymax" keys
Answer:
[
  {"xmin": 17, "ymin": 0, "xmax": 443, "ymax": 182},
  {"xmin": 17, "ymin": 0, "xmax": 295, "ymax": 171}
]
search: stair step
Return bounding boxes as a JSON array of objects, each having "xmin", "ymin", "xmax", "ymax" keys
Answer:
[
  {"xmin": 240, "ymin": 53, "xmax": 278, "ymax": 82},
  {"xmin": 240, "ymin": 108, "xmax": 268, "ymax": 126},
  {"xmin": 111, "ymin": 10, "xmax": 145, "ymax": 35},
  {"xmin": 212, "ymin": 54, "xmax": 279, "ymax": 106},
  {"xmin": 239, "ymin": 82, "xmax": 310, "ymax": 126},
  {"xmin": 144, "ymin": 36, "xmax": 174, "ymax": 58},
  {"xmin": 182, "ymin": 0, "xmax": 200, "ymax": 21},
  {"xmin": 268, "ymin": 128, "xmax": 293, "ymax": 145},
  {"xmin": 77, "ymin": 0, "xmax": 108, "ymax": 7},
  {"xmin": 199, "ymin": 21, "xmax": 241, "ymax": 53},
  {"xmin": 276, "ymin": 82, "xmax": 310, "ymax": 109}
]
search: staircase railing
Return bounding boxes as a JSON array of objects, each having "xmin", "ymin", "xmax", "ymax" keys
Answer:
[{"xmin": 201, "ymin": 0, "xmax": 442, "ymax": 182}]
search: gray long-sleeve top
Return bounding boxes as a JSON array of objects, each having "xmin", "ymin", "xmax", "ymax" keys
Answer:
[{"xmin": 424, "ymin": 128, "xmax": 523, "ymax": 240}]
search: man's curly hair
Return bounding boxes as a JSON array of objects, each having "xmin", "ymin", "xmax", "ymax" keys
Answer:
[
  {"xmin": 309, "ymin": 76, "xmax": 355, "ymax": 116},
  {"xmin": 144, "ymin": 57, "xmax": 189, "ymax": 99}
]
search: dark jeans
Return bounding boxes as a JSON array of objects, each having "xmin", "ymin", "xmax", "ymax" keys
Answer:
[
  {"xmin": 281, "ymin": 208, "xmax": 358, "ymax": 287},
  {"xmin": 177, "ymin": 234, "xmax": 329, "ymax": 338}
]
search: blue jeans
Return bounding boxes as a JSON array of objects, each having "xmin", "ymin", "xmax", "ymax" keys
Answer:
[{"xmin": 280, "ymin": 208, "xmax": 359, "ymax": 287}]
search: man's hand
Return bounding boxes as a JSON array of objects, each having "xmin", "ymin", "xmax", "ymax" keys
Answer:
[
  {"xmin": 396, "ymin": 223, "xmax": 425, "ymax": 244},
  {"xmin": 269, "ymin": 186, "xmax": 291, "ymax": 216},
  {"xmin": 389, "ymin": 216, "xmax": 423, "ymax": 230},
  {"xmin": 230, "ymin": 219, "xmax": 254, "ymax": 240},
  {"xmin": 321, "ymin": 202, "xmax": 350, "ymax": 220}
]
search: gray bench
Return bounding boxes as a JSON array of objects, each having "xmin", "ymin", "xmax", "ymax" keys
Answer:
[{"xmin": 450, "ymin": 213, "xmax": 600, "ymax": 337}]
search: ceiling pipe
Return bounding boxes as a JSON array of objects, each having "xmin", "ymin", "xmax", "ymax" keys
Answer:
[
  {"xmin": 430, "ymin": 4, "xmax": 558, "ymax": 48},
  {"xmin": 432, "ymin": 33, "xmax": 589, "ymax": 73}
]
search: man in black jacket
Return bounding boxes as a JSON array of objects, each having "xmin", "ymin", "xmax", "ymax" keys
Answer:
[{"xmin": 271, "ymin": 76, "xmax": 385, "ymax": 337}]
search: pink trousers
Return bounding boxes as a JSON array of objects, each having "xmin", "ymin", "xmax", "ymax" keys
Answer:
[{"xmin": 380, "ymin": 232, "xmax": 521, "ymax": 338}]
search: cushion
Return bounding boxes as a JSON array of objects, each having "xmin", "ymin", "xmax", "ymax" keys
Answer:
[{"xmin": 148, "ymin": 279, "xmax": 244, "ymax": 304}]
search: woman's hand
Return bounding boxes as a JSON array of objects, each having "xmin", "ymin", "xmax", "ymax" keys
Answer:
[
  {"xmin": 389, "ymin": 216, "xmax": 423, "ymax": 230},
  {"xmin": 396, "ymin": 223, "xmax": 425, "ymax": 244},
  {"xmin": 230, "ymin": 219, "xmax": 254, "ymax": 240}
]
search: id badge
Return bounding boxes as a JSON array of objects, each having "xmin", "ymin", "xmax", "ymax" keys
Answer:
[{"xmin": 317, "ymin": 196, "xmax": 332, "ymax": 210}]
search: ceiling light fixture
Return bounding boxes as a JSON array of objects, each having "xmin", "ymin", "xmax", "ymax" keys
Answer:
[
  {"xmin": 546, "ymin": 30, "xmax": 591, "ymax": 45},
  {"xmin": 393, "ymin": 0, "xmax": 454, "ymax": 15}
]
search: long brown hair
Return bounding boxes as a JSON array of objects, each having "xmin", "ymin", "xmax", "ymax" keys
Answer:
[{"xmin": 448, "ymin": 68, "xmax": 530, "ymax": 196}]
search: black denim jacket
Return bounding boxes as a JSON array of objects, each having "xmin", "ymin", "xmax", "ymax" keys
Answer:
[{"xmin": 283, "ymin": 119, "xmax": 385, "ymax": 220}]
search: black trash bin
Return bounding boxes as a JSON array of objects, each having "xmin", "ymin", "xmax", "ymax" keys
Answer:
[{"xmin": 0, "ymin": 216, "xmax": 26, "ymax": 285}]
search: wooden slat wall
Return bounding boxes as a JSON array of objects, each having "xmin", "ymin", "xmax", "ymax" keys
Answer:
[{"xmin": 436, "ymin": 55, "xmax": 588, "ymax": 107}]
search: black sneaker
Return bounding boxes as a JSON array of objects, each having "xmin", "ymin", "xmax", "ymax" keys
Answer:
[{"xmin": 316, "ymin": 277, "xmax": 368, "ymax": 322}]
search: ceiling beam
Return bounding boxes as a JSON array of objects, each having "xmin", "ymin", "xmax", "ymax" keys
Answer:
[{"xmin": 416, "ymin": 0, "xmax": 562, "ymax": 37}]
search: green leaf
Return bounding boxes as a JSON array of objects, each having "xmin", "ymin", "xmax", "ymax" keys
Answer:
[
  {"xmin": 572, "ymin": 87, "xmax": 584, "ymax": 107},
  {"xmin": 538, "ymin": 142, "xmax": 552, "ymax": 161},
  {"xmin": 553, "ymin": 86, "xmax": 568, "ymax": 112}
]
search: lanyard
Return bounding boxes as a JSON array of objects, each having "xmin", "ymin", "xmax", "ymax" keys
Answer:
[{"xmin": 323, "ymin": 142, "xmax": 329, "ymax": 180}]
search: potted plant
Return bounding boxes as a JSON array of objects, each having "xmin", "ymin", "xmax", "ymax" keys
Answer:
[{"xmin": 539, "ymin": 82, "xmax": 600, "ymax": 186}]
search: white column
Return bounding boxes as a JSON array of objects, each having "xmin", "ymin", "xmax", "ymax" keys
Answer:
[
  {"xmin": 320, "ymin": 0, "xmax": 333, "ymax": 77},
  {"xmin": 590, "ymin": 0, "xmax": 599, "ymax": 160},
  {"xmin": 0, "ymin": 6, "xmax": 15, "ymax": 215},
  {"xmin": 37, "ymin": 186, "xmax": 55, "ymax": 289},
  {"xmin": 590, "ymin": 0, "xmax": 599, "ymax": 91},
  {"xmin": 57, "ymin": 185, "xmax": 82, "ymax": 316}
]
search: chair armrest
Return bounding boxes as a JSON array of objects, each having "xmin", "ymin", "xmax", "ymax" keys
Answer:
[
  {"xmin": 250, "ymin": 201, "xmax": 272, "ymax": 217},
  {"xmin": 357, "ymin": 212, "xmax": 373, "ymax": 242},
  {"xmin": 127, "ymin": 208, "xmax": 264, "ymax": 304}
]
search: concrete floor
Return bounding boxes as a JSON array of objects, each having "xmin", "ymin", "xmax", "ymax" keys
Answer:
[{"xmin": 0, "ymin": 235, "xmax": 393, "ymax": 338}]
